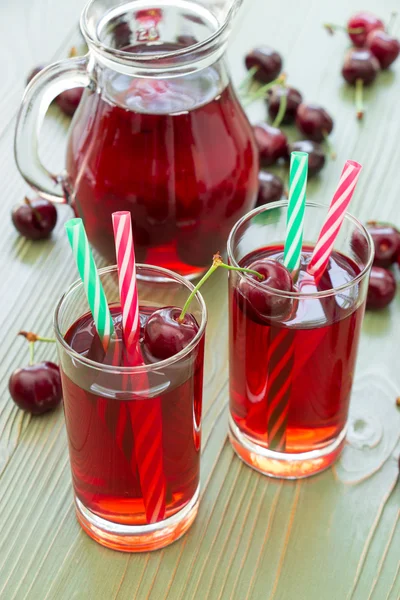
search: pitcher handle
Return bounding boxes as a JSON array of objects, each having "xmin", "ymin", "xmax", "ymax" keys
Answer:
[{"xmin": 14, "ymin": 55, "xmax": 91, "ymax": 204}]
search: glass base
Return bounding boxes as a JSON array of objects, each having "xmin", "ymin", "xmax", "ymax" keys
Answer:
[
  {"xmin": 75, "ymin": 486, "xmax": 199, "ymax": 552},
  {"xmin": 228, "ymin": 416, "xmax": 347, "ymax": 479}
]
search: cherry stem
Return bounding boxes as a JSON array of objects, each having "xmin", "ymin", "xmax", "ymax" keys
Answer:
[
  {"xmin": 322, "ymin": 131, "xmax": 336, "ymax": 160},
  {"xmin": 241, "ymin": 74, "xmax": 286, "ymax": 107},
  {"xmin": 271, "ymin": 79, "xmax": 288, "ymax": 128},
  {"xmin": 323, "ymin": 23, "xmax": 364, "ymax": 35},
  {"xmin": 239, "ymin": 66, "xmax": 259, "ymax": 92},
  {"xmin": 355, "ymin": 78, "xmax": 364, "ymax": 120},
  {"xmin": 178, "ymin": 252, "xmax": 264, "ymax": 322},
  {"xmin": 29, "ymin": 342, "xmax": 35, "ymax": 366},
  {"xmin": 387, "ymin": 11, "xmax": 397, "ymax": 35},
  {"xmin": 18, "ymin": 331, "xmax": 55, "ymax": 365}
]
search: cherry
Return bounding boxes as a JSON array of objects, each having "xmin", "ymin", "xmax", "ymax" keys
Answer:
[
  {"xmin": 257, "ymin": 172, "xmax": 284, "ymax": 206},
  {"xmin": 9, "ymin": 362, "xmax": 62, "ymax": 415},
  {"xmin": 253, "ymin": 123, "xmax": 288, "ymax": 166},
  {"xmin": 26, "ymin": 65, "xmax": 45, "ymax": 86},
  {"xmin": 366, "ymin": 222, "xmax": 400, "ymax": 267},
  {"xmin": 366, "ymin": 266, "xmax": 396, "ymax": 309},
  {"xmin": 56, "ymin": 88, "xmax": 84, "ymax": 117},
  {"xmin": 239, "ymin": 258, "xmax": 293, "ymax": 321},
  {"xmin": 295, "ymin": 103, "xmax": 333, "ymax": 143},
  {"xmin": 144, "ymin": 307, "xmax": 198, "ymax": 361},
  {"xmin": 113, "ymin": 21, "xmax": 132, "ymax": 48},
  {"xmin": 367, "ymin": 30, "xmax": 400, "ymax": 69},
  {"xmin": 347, "ymin": 12, "xmax": 384, "ymax": 47},
  {"xmin": 267, "ymin": 86, "xmax": 303, "ymax": 125},
  {"xmin": 245, "ymin": 47, "xmax": 283, "ymax": 84},
  {"xmin": 12, "ymin": 197, "xmax": 57, "ymax": 240},
  {"xmin": 342, "ymin": 48, "xmax": 380, "ymax": 85},
  {"xmin": 288, "ymin": 140, "xmax": 326, "ymax": 177}
]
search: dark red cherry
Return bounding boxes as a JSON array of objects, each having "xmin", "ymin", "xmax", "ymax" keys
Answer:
[
  {"xmin": 245, "ymin": 47, "xmax": 283, "ymax": 84},
  {"xmin": 366, "ymin": 266, "xmax": 396, "ymax": 309},
  {"xmin": 26, "ymin": 65, "xmax": 45, "ymax": 85},
  {"xmin": 257, "ymin": 172, "xmax": 284, "ymax": 206},
  {"xmin": 144, "ymin": 306, "xmax": 198, "ymax": 360},
  {"xmin": 366, "ymin": 30, "xmax": 400, "ymax": 69},
  {"xmin": 9, "ymin": 362, "xmax": 62, "ymax": 415},
  {"xmin": 342, "ymin": 48, "xmax": 380, "ymax": 85},
  {"xmin": 367, "ymin": 222, "xmax": 400, "ymax": 267},
  {"xmin": 295, "ymin": 103, "xmax": 334, "ymax": 143},
  {"xmin": 267, "ymin": 86, "xmax": 303, "ymax": 124},
  {"xmin": 288, "ymin": 140, "xmax": 326, "ymax": 177},
  {"xmin": 56, "ymin": 88, "xmax": 84, "ymax": 117},
  {"xmin": 113, "ymin": 21, "xmax": 132, "ymax": 48},
  {"xmin": 239, "ymin": 259, "xmax": 293, "ymax": 321},
  {"xmin": 253, "ymin": 123, "xmax": 288, "ymax": 166},
  {"xmin": 12, "ymin": 197, "xmax": 57, "ymax": 240},
  {"xmin": 347, "ymin": 12, "xmax": 384, "ymax": 47}
]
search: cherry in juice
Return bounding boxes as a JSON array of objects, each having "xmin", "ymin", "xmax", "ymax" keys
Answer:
[
  {"xmin": 66, "ymin": 56, "xmax": 258, "ymax": 277},
  {"xmin": 229, "ymin": 246, "xmax": 365, "ymax": 453},
  {"xmin": 62, "ymin": 306, "xmax": 203, "ymax": 525}
]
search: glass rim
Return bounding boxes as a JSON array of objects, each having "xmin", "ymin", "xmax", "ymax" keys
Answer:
[
  {"xmin": 226, "ymin": 200, "xmax": 374, "ymax": 300},
  {"xmin": 80, "ymin": 0, "xmax": 234, "ymax": 66},
  {"xmin": 53, "ymin": 263, "xmax": 207, "ymax": 374}
]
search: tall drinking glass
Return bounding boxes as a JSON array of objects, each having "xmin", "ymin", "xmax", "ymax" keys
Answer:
[
  {"xmin": 54, "ymin": 264, "xmax": 206, "ymax": 551},
  {"xmin": 227, "ymin": 202, "xmax": 373, "ymax": 479}
]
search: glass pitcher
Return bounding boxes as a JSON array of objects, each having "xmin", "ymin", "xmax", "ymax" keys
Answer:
[{"xmin": 15, "ymin": 0, "xmax": 258, "ymax": 278}]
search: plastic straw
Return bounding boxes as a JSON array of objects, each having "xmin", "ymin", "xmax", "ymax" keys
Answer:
[
  {"xmin": 112, "ymin": 211, "xmax": 166, "ymax": 524},
  {"xmin": 65, "ymin": 218, "xmax": 114, "ymax": 349},
  {"xmin": 283, "ymin": 151, "xmax": 309, "ymax": 273},
  {"xmin": 307, "ymin": 160, "xmax": 362, "ymax": 281}
]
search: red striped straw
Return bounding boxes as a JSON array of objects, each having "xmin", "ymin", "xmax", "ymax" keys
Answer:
[
  {"xmin": 266, "ymin": 327, "xmax": 295, "ymax": 451},
  {"xmin": 307, "ymin": 160, "xmax": 362, "ymax": 281},
  {"xmin": 112, "ymin": 211, "xmax": 166, "ymax": 524}
]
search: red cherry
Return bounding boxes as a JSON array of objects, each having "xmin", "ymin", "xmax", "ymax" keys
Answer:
[
  {"xmin": 295, "ymin": 103, "xmax": 334, "ymax": 143},
  {"xmin": 239, "ymin": 259, "xmax": 293, "ymax": 322},
  {"xmin": 267, "ymin": 86, "xmax": 303, "ymax": 125},
  {"xmin": 257, "ymin": 172, "xmax": 284, "ymax": 206},
  {"xmin": 9, "ymin": 362, "xmax": 62, "ymax": 415},
  {"xmin": 367, "ymin": 222, "xmax": 400, "ymax": 267},
  {"xmin": 56, "ymin": 88, "xmax": 84, "ymax": 117},
  {"xmin": 347, "ymin": 12, "xmax": 384, "ymax": 47},
  {"xmin": 342, "ymin": 48, "xmax": 380, "ymax": 85},
  {"xmin": 26, "ymin": 65, "xmax": 45, "ymax": 86},
  {"xmin": 288, "ymin": 140, "xmax": 326, "ymax": 177},
  {"xmin": 12, "ymin": 198, "xmax": 57, "ymax": 240},
  {"xmin": 367, "ymin": 267, "xmax": 396, "ymax": 309},
  {"xmin": 366, "ymin": 30, "xmax": 400, "ymax": 69},
  {"xmin": 245, "ymin": 47, "xmax": 283, "ymax": 84},
  {"xmin": 253, "ymin": 123, "xmax": 288, "ymax": 166},
  {"xmin": 144, "ymin": 306, "xmax": 198, "ymax": 360}
]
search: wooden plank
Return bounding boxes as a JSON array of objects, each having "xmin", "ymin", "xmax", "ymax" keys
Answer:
[{"xmin": 0, "ymin": 0, "xmax": 400, "ymax": 598}]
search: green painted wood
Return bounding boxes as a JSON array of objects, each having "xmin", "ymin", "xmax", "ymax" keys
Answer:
[{"xmin": 0, "ymin": 0, "xmax": 399, "ymax": 598}]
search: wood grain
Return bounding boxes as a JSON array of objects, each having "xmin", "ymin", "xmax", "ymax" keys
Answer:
[{"xmin": 1, "ymin": 0, "xmax": 400, "ymax": 598}]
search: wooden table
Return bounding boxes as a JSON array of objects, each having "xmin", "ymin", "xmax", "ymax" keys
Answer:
[{"xmin": 1, "ymin": 0, "xmax": 399, "ymax": 598}]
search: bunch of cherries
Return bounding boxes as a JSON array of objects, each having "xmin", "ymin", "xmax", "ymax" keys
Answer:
[
  {"xmin": 362, "ymin": 222, "xmax": 400, "ymax": 309},
  {"xmin": 325, "ymin": 11, "xmax": 400, "ymax": 118},
  {"xmin": 243, "ymin": 46, "xmax": 334, "ymax": 206}
]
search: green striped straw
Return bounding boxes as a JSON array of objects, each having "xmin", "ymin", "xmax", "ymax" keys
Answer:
[
  {"xmin": 65, "ymin": 218, "xmax": 114, "ymax": 350},
  {"xmin": 283, "ymin": 151, "xmax": 309, "ymax": 272}
]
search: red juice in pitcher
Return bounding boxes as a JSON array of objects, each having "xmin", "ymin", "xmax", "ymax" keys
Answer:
[
  {"xmin": 62, "ymin": 306, "xmax": 203, "ymax": 526},
  {"xmin": 229, "ymin": 245, "xmax": 366, "ymax": 455},
  {"xmin": 66, "ymin": 50, "xmax": 258, "ymax": 277}
]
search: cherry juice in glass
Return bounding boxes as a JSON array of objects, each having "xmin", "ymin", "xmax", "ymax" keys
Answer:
[
  {"xmin": 227, "ymin": 203, "xmax": 373, "ymax": 479},
  {"xmin": 55, "ymin": 265, "xmax": 206, "ymax": 552}
]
